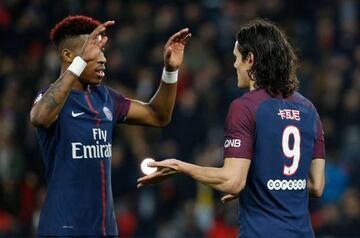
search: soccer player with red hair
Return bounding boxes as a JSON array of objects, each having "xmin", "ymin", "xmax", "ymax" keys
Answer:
[{"xmin": 30, "ymin": 15, "xmax": 190, "ymax": 236}]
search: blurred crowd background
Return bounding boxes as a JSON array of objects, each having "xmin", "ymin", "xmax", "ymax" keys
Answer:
[{"xmin": 0, "ymin": 0, "xmax": 359, "ymax": 237}]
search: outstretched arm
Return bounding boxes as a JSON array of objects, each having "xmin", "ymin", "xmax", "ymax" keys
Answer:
[
  {"xmin": 30, "ymin": 21, "xmax": 114, "ymax": 128},
  {"xmin": 137, "ymin": 157, "xmax": 251, "ymax": 195},
  {"xmin": 124, "ymin": 28, "xmax": 191, "ymax": 127}
]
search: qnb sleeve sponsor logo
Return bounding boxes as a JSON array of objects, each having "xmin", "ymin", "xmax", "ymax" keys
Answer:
[
  {"xmin": 267, "ymin": 179, "xmax": 307, "ymax": 191},
  {"xmin": 224, "ymin": 139, "xmax": 241, "ymax": 148}
]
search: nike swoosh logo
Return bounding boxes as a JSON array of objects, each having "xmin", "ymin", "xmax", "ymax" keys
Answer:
[{"xmin": 72, "ymin": 111, "xmax": 85, "ymax": 117}]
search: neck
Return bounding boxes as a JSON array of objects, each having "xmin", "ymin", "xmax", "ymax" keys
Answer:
[
  {"xmin": 60, "ymin": 63, "xmax": 87, "ymax": 91},
  {"xmin": 249, "ymin": 80, "xmax": 255, "ymax": 91}
]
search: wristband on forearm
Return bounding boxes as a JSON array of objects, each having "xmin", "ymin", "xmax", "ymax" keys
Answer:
[
  {"xmin": 161, "ymin": 67, "xmax": 178, "ymax": 84},
  {"xmin": 67, "ymin": 56, "xmax": 87, "ymax": 77}
]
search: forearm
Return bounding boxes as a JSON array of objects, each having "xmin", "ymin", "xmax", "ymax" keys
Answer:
[
  {"xmin": 307, "ymin": 158, "xmax": 325, "ymax": 197},
  {"xmin": 148, "ymin": 80, "xmax": 177, "ymax": 126},
  {"xmin": 30, "ymin": 71, "xmax": 77, "ymax": 128},
  {"xmin": 307, "ymin": 175, "xmax": 325, "ymax": 197},
  {"xmin": 180, "ymin": 162, "xmax": 240, "ymax": 194}
]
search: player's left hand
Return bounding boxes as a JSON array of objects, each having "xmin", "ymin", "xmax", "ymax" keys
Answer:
[
  {"xmin": 221, "ymin": 194, "xmax": 239, "ymax": 203},
  {"xmin": 164, "ymin": 28, "xmax": 191, "ymax": 71},
  {"xmin": 137, "ymin": 159, "xmax": 183, "ymax": 187},
  {"xmin": 80, "ymin": 20, "xmax": 114, "ymax": 62}
]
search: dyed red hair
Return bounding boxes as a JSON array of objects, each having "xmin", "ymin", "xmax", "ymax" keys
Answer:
[{"xmin": 50, "ymin": 15, "xmax": 101, "ymax": 46}]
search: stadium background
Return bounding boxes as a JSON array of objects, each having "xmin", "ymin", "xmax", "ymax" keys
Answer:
[{"xmin": 0, "ymin": 0, "xmax": 359, "ymax": 237}]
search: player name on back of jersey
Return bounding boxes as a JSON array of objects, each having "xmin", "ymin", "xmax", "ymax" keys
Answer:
[
  {"xmin": 277, "ymin": 109, "xmax": 300, "ymax": 121},
  {"xmin": 71, "ymin": 128, "xmax": 112, "ymax": 159}
]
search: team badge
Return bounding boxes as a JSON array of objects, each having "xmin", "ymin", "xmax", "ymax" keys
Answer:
[{"xmin": 103, "ymin": 106, "xmax": 113, "ymax": 121}]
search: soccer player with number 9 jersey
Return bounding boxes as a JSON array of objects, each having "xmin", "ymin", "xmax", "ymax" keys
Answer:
[{"xmin": 137, "ymin": 19, "xmax": 325, "ymax": 238}]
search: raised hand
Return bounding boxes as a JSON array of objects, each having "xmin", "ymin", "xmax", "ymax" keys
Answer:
[
  {"xmin": 80, "ymin": 20, "xmax": 115, "ymax": 62},
  {"xmin": 164, "ymin": 28, "xmax": 191, "ymax": 71},
  {"xmin": 221, "ymin": 194, "xmax": 239, "ymax": 203},
  {"xmin": 137, "ymin": 159, "xmax": 183, "ymax": 188}
]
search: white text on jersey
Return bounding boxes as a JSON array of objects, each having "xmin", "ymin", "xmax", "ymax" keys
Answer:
[
  {"xmin": 224, "ymin": 139, "xmax": 241, "ymax": 148},
  {"xmin": 93, "ymin": 128, "xmax": 107, "ymax": 142},
  {"xmin": 277, "ymin": 109, "xmax": 300, "ymax": 121},
  {"xmin": 71, "ymin": 128, "xmax": 111, "ymax": 159},
  {"xmin": 267, "ymin": 179, "xmax": 306, "ymax": 191}
]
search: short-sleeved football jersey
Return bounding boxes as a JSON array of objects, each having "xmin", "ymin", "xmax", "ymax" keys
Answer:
[
  {"xmin": 34, "ymin": 85, "xmax": 130, "ymax": 236},
  {"xmin": 223, "ymin": 89, "xmax": 325, "ymax": 238}
]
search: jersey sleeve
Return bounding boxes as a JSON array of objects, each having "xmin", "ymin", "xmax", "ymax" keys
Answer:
[
  {"xmin": 223, "ymin": 98, "xmax": 255, "ymax": 159},
  {"xmin": 313, "ymin": 113, "xmax": 325, "ymax": 159},
  {"xmin": 108, "ymin": 88, "xmax": 131, "ymax": 123}
]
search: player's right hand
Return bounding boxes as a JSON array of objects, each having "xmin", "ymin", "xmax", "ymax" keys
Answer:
[
  {"xmin": 221, "ymin": 194, "xmax": 239, "ymax": 203},
  {"xmin": 137, "ymin": 167, "xmax": 178, "ymax": 188},
  {"xmin": 80, "ymin": 20, "xmax": 115, "ymax": 62}
]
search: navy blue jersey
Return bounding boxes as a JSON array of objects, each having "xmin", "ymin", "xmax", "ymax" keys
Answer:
[
  {"xmin": 34, "ymin": 85, "xmax": 130, "ymax": 236},
  {"xmin": 223, "ymin": 89, "xmax": 325, "ymax": 238}
]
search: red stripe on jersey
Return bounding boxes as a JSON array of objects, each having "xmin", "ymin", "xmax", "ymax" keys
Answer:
[
  {"xmin": 84, "ymin": 91, "xmax": 101, "ymax": 127},
  {"xmin": 100, "ymin": 160, "xmax": 106, "ymax": 236},
  {"xmin": 85, "ymin": 90, "xmax": 106, "ymax": 235}
]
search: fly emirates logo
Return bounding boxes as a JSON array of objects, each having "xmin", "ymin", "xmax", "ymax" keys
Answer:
[{"xmin": 71, "ymin": 128, "xmax": 112, "ymax": 159}]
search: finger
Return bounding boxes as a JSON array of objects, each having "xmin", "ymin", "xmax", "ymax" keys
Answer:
[
  {"xmin": 222, "ymin": 194, "xmax": 237, "ymax": 201},
  {"xmin": 148, "ymin": 161, "xmax": 167, "ymax": 167},
  {"xmin": 175, "ymin": 29, "xmax": 191, "ymax": 42},
  {"xmin": 175, "ymin": 28, "xmax": 190, "ymax": 39},
  {"xmin": 221, "ymin": 194, "xmax": 239, "ymax": 204},
  {"xmin": 101, "ymin": 20, "xmax": 115, "ymax": 28},
  {"xmin": 137, "ymin": 169, "xmax": 176, "ymax": 184},
  {"xmin": 90, "ymin": 20, "xmax": 115, "ymax": 39},
  {"xmin": 98, "ymin": 36, "xmax": 108, "ymax": 49},
  {"xmin": 147, "ymin": 162, "xmax": 156, "ymax": 167},
  {"xmin": 181, "ymin": 33, "xmax": 192, "ymax": 45},
  {"xmin": 166, "ymin": 28, "xmax": 189, "ymax": 45},
  {"xmin": 137, "ymin": 175, "xmax": 153, "ymax": 183},
  {"xmin": 137, "ymin": 182, "xmax": 149, "ymax": 188},
  {"xmin": 137, "ymin": 172, "xmax": 160, "ymax": 182},
  {"xmin": 171, "ymin": 28, "xmax": 189, "ymax": 40}
]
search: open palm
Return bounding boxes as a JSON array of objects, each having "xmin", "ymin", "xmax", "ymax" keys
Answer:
[
  {"xmin": 164, "ymin": 28, "xmax": 191, "ymax": 71},
  {"xmin": 80, "ymin": 20, "xmax": 114, "ymax": 62}
]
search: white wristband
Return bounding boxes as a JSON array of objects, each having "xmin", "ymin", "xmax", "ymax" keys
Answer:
[
  {"xmin": 161, "ymin": 67, "xmax": 178, "ymax": 84},
  {"xmin": 67, "ymin": 56, "xmax": 87, "ymax": 77}
]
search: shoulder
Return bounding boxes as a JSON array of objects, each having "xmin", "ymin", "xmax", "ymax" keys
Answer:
[
  {"xmin": 100, "ymin": 85, "xmax": 126, "ymax": 98},
  {"xmin": 93, "ymin": 85, "xmax": 127, "ymax": 102},
  {"xmin": 229, "ymin": 89, "xmax": 271, "ymax": 114},
  {"xmin": 290, "ymin": 91, "xmax": 318, "ymax": 111}
]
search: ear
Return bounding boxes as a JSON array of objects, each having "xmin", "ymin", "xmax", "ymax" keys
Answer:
[
  {"xmin": 60, "ymin": 48, "xmax": 75, "ymax": 63},
  {"xmin": 245, "ymin": 52, "xmax": 255, "ymax": 81},
  {"xmin": 246, "ymin": 52, "xmax": 254, "ymax": 69}
]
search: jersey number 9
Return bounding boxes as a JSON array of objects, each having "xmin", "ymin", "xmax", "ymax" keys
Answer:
[{"xmin": 282, "ymin": 125, "xmax": 301, "ymax": 176}]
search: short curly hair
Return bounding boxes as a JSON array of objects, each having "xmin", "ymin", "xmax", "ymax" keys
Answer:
[
  {"xmin": 236, "ymin": 19, "xmax": 299, "ymax": 97},
  {"xmin": 50, "ymin": 15, "xmax": 101, "ymax": 46}
]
